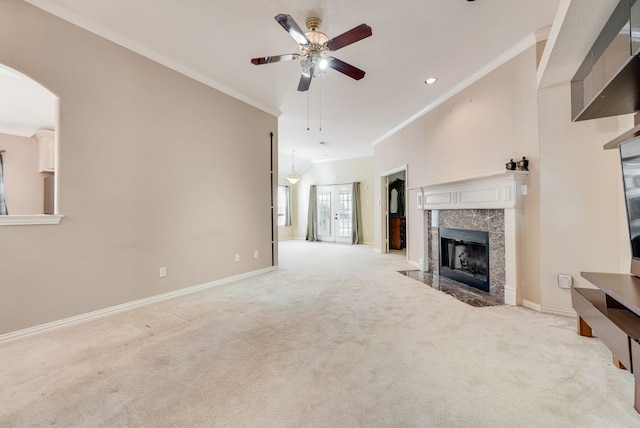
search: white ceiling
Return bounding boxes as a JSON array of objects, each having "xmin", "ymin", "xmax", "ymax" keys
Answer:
[{"xmin": 5, "ymin": 0, "xmax": 621, "ymax": 174}]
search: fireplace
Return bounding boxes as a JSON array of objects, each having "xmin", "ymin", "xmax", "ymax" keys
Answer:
[
  {"xmin": 438, "ymin": 227, "xmax": 490, "ymax": 292},
  {"xmin": 426, "ymin": 209, "xmax": 506, "ymax": 303},
  {"xmin": 418, "ymin": 170, "xmax": 528, "ymax": 305}
]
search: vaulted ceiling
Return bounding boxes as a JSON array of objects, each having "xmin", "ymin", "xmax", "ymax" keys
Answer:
[{"xmin": 5, "ymin": 0, "xmax": 622, "ymax": 174}]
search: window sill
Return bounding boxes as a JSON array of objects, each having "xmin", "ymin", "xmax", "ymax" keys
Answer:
[{"xmin": 0, "ymin": 214, "xmax": 64, "ymax": 226}]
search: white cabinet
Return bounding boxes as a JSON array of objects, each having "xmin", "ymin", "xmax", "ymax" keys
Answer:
[{"xmin": 35, "ymin": 129, "xmax": 55, "ymax": 173}]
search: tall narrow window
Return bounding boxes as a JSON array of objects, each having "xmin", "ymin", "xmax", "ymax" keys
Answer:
[
  {"xmin": 277, "ymin": 185, "xmax": 291, "ymax": 226},
  {"xmin": 0, "ymin": 151, "xmax": 7, "ymax": 215}
]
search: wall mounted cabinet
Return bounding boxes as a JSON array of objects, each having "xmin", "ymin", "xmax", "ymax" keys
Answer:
[
  {"xmin": 571, "ymin": 0, "xmax": 640, "ymax": 121},
  {"xmin": 35, "ymin": 129, "xmax": 55, "ymax": 173}
]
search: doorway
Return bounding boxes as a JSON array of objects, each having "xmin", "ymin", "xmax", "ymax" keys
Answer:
[
  {"xmin": 382, "ymin": 169, "xmax": 407, "ymax": 255},
  {"xmin": 317, "ymin": 184, "xmax": 353, "ymax": 244}
]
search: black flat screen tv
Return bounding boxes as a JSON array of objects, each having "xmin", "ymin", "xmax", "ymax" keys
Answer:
[{"xmin": 620, "ymin": 136, "xmax": 640, "ymax": 276}]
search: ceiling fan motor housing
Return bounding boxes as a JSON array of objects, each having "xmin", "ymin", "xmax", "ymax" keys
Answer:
[{"xmin": 301, "ymin": 17, "xmax": 329, "ymax": 60}]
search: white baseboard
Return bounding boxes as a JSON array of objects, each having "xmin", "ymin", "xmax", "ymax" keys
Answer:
[
  {"xmin": 540, "ymin": 305, "xmax": 576, "ymax": 318},
  {"xmin": 522, "ymin": 299, "xmax": 575, "ymax": 318},
  {"xmin": 522, "ymin": 299, "xmax": 542, "ymax": 312},
  {"xmin": 0, "ymin": 266, "xmax": 277, "ymax": 344}
]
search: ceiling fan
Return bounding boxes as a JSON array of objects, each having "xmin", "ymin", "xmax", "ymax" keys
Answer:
[{"xmin": 251, "ymin": 14, "xmax": 372, "ymax": 91}]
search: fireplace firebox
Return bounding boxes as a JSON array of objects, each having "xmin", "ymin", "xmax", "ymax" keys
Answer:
[{"xmin": 438, "ymin": 227, "xmax": 490, "ymax": 292}]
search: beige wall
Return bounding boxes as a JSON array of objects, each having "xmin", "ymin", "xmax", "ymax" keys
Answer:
[
  {"xmin": 374, "ymin": 119, "xmax": 426, "ymax": 265},
  {"xmin": 0, "ymin": 133, "xmax": 43, "ymax": 214},
  {"xmin": 0, "ymin": 1, "xmax": 277, "ymax": 334},
  {"xmin": 538, "ymin": 82, "xmax": 633, "ymax": 313},
  {"xmin": 423, "ymin": 49, "xmax": 540, "ymax": 183},
  {"xmin": 294, "ymin": 156, "xmax": 375, "ymax": 244}
]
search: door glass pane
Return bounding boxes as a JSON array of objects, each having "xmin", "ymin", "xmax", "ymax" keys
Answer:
[
  {"xmin": 317, "ymin": 191, "xmax": 332, "ymax": 237},
  {"xmin": 337, "ymin": 190, "xmax": 352, "ymax": 238},
  {"xmin": 277, "ymin": 185, "xmax": 287, "ymax": 226}
]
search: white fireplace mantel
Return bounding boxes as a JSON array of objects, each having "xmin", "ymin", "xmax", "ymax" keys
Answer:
[
  {"xmin": 415, "ymin": 170, "xmax": 529, "ymax": 306},
  {"xmin": 414, "ymin": 170, "xmax": 529, "ymax": 210}
]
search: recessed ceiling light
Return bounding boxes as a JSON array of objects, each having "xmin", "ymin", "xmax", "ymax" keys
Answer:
[{"xmin": 425, "ymin": 77, "xmax": 438, "ymax": 85}]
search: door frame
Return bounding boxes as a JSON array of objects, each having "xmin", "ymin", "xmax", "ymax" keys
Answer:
[{"xmin": 380, "ymin": 165, "xmax": 408, "ymax": 257}]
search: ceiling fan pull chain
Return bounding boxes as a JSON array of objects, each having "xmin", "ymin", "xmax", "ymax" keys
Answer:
[
  {"xmin": 319, "ymin": 73, "xmax": 322, "ymax": 132},
  {"xmin": 307, "ymin": 87, "xmax": 310, "ymax": 131}
]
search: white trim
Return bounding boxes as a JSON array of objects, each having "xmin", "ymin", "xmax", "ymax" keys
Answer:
[
  {"xmin": 534, "ymin": 26, "xmax": 552, "ymax": 42},
  {"xmin": 372, "ymin": 33, "xmax": 538, "ymax": 146},
  {"xmin": 522, "ymin": 299, "xmax": 543, "ymax": 312},
  {"xmin": 418, "ymin": 170, "xmax": 529, "ymax": 211},
  {"xmin": 0, "ymin": 214, "xmax": 63, "ymax": 226},
  {"xmin": 540, "ymin": 305, "xmax": 576, "ymax": 318},
  {"xmin": 381, "ymin": 164, "xmax": 408, "ymax": 177},
  {"xmin": 522, "ymin": 299, "xmax": 576, "ymax": 318},
  {"xmin": 0, "ymin": 266, "xmax": 276, "ymax": 344},
  {"xmin": 504, "ymin": 209, "xmax": 520, "ymax": 306},
  {"xmin": 408, "ymin": 260, "xmax": 421, "ymax": 269}
]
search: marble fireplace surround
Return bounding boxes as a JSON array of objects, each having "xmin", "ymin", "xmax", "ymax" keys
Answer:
[{"xmin": 415, "ymin": 171, "xmax": 529, "ymax": 305}]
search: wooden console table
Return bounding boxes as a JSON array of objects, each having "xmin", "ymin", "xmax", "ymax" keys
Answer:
[{"xmin": 573, "ymin": 272, "xmax": 640, "ymax": 412}]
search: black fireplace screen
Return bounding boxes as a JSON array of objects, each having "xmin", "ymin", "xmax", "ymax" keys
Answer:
[{"xmin": 439, "ymin": 227, "xmax": 490, "ymax": 292}]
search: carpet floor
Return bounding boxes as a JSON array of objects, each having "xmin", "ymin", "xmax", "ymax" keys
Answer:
[{"xmin": 1, "ymin": 240, "xmax": 639, "ymax": 427}]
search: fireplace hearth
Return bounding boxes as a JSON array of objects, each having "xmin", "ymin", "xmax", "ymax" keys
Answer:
[{"xmin": 439, "ymin": 227, "xmax": 489, "ymax": 292}]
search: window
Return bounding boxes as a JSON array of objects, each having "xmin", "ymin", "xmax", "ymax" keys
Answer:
[{"xmin": 277, "ymin": 185, "xmax": 291, "ymax": 227}]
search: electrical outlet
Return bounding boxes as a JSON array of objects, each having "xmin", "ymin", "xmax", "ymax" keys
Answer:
[
  {"xmin": 159, "ymin": 267, "xmax": 167, "ymax": 278},
  {"xmin": 254, "ymin": 251, "xmax": 259, "ymax": 258},
  {"xmin": 558, "ymin": 274, "xmax": 572, "ymax": 289},
  {"xmin": 234, "ymin": 254, "xmax": 240, "ymax": 262}
]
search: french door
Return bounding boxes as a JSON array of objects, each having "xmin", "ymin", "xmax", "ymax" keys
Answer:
[{"xmin": 317, "ymin": 185, "xmax": 353, "ymax": 243}]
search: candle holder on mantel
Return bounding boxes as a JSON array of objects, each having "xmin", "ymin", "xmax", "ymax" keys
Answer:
[
  {"xmin": 517, "ymin": 156, "xmax": 529, "ymax": 171},
  {"xmin": 505, "ymin": 159, "xmax": 517, "ymax": 170}
]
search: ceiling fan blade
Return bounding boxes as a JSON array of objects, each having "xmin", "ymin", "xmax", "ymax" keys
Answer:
[
  {"xmin": 297, "ymin": 67, "xmax": 314, "ymax": 92},
  {"xmin": 251, "ymin": 53, "xmax": 300, "ymax": 65},
  {"xmin": 326, "ymin": 24, "xmax": 372, "ymax": 51},
  {"xmin": 327, "ymin": 57, "xmax": 365, "ymax": 80},
  {"xmin": 275, "ymin": 14, "xmax": 310, "ymax": 45}
]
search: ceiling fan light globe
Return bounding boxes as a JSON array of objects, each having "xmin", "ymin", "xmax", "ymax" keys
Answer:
[{"xmin": 318, "ymin": 58, "xmax": 329, "ymax": 70}]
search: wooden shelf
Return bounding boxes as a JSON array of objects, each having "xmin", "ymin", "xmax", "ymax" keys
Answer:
[
  {"xmin": 581, "ymin": 272, "xmax": 640, "ymax": 316},
  {"xmin": 603, "ymin": 112, "xmax": 640, "ymax": 150},
  {"xmin": 604, "ymin": 123, "xmax": 640, "ymax": 150}
]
